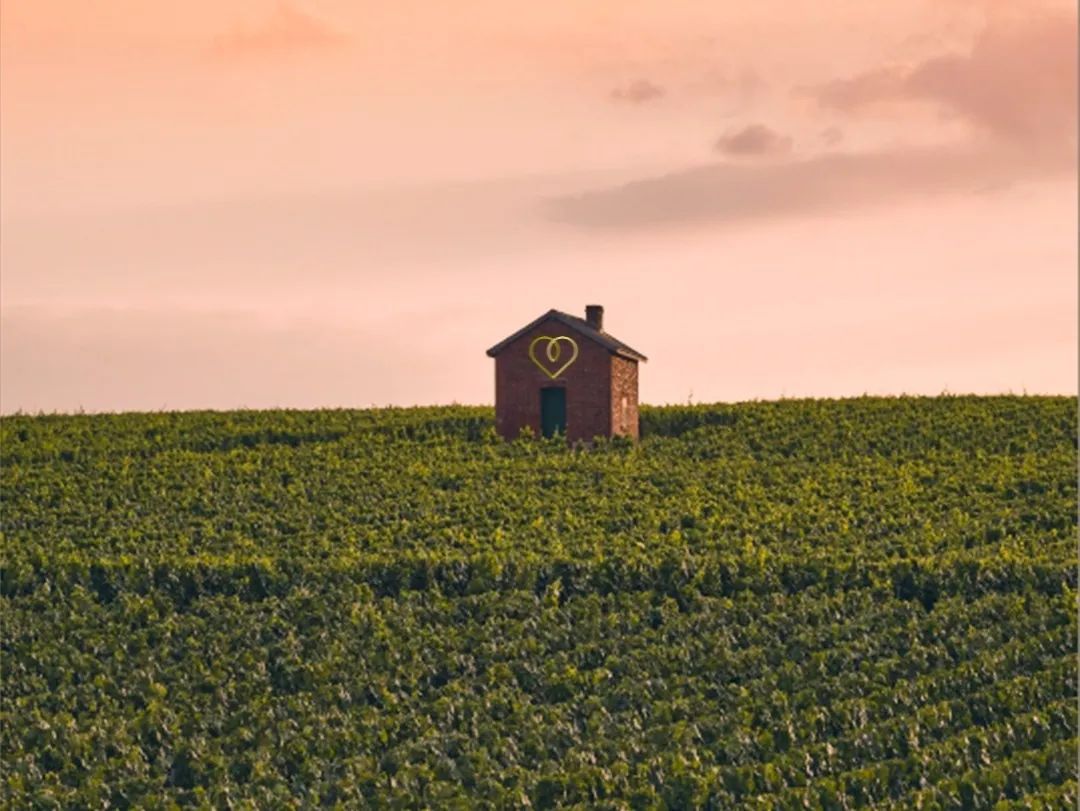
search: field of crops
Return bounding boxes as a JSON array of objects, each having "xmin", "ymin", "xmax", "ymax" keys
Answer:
[{"xmin": 2, "ymin": 396, "xmax": 1076, "ymax": 809}]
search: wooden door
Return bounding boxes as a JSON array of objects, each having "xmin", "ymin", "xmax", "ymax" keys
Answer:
[{"xmin": 540, "ymin": 387, "xmax": 566, "ymax": 438}]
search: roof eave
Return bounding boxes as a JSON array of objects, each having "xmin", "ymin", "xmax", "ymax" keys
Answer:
[
  {"xmin": 486, "ymin": 308, "xmax": 646, "ymax": 361},
  {"xmin": 485, "ymin": 309, "xmax": 560, "ymax": 357}
]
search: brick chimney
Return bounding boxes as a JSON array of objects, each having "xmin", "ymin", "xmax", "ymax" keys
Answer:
[{"xmin": 585, "ymin": 305, "xmax": 604, "ymax": 331}]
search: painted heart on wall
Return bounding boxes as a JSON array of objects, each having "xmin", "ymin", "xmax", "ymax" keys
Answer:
[{"xmin": 528, "ymin": 335, "xmax": 579, "ymax": 380}]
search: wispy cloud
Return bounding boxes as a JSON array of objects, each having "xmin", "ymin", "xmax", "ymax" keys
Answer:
[
  {"xmin": 819, "ymin": 127, "xmax": 844, "ymax": 147},
  {"xmin": 714, "ymin": 124, "xmax": 792, "ymax": 159},
  {"xmin": 610, "ymin": 79, "xmax": 666, "ymax": 104},
  {"xmin": 209, "ymin": 3, "xmax": 345, "ymax": 61},
  {"xmin": 545, "ymin": 145, "xmax": 1068, "ymax": 230},
  {"xmin": 805, "ymin": 7, "xmax": 1077, "ymax": 150},
  {"xmin": 551, "ymin": 3, "xmax": 1075, "ymax": 231}
]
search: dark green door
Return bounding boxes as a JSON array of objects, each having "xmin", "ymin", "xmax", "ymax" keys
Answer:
[{"xmin": 540, "ymin": 387, "xmax": 566, "ymax": 438}]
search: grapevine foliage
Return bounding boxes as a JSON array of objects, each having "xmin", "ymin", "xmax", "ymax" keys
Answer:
[{"xmin": 1, "ymin": 396, "xmax": 1076, "ymax": 808}]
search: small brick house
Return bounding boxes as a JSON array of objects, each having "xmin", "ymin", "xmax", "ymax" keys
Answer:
[{"xmin": 486, "ymin": 305, "xmax": 647, "ymax": 441}]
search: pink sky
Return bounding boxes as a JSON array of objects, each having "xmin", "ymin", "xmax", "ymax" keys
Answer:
[{"xmin": 1, "ymin": 0, "xmax": 1076, "ymax": 412}]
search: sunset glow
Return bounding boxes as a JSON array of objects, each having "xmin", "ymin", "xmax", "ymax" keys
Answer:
[{"xmin": 2, "ymin": 0, "xmax": 1076, "ymax": 412}]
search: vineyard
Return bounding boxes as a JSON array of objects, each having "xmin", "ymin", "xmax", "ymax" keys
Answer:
[{"xmin": 1, "ymin": 396, "xmax": 1076, "ymax": 809}]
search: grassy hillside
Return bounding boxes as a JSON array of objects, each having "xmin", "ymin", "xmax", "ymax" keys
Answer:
[{"xmin": 2, "ymin": 396, "xmax": 1076, "ymax": 808}]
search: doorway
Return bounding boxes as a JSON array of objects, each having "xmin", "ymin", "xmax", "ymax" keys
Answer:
[{"xmin": 540, "ymin": 387, "xmax": 566, "ymax": 438}]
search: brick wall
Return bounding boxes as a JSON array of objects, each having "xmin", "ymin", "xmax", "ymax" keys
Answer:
[
  {"xmin": 493, "ymin": 316, "xmax": 616, "ymax": 442},
  {"xmin": 609, "ymin": 354, "xmax": 640, "ymax": 439}
]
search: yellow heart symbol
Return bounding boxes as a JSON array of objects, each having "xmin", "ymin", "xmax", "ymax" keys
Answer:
[{"xmin": 529, "ymin": 335, "xmax": 580, "ymax": 379}]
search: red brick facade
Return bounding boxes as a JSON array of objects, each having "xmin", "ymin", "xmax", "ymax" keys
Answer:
[
  {"xmin": 487, "ymin": 308, "xmax": 644, "ymax": 442},
  {"xmin": 610, "ymin": 354, "xmax": 640, "ymax": 440}
]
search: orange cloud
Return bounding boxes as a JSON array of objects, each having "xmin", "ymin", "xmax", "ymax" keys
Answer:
[
  {"xmin": 545, "ymin": 144, "xmax": 1067, "ymax": 230},
  {"xmin": 610, "ymin": 79, "xmax": 665, "ymax": 104},
  {"xmin": 714, "ymin": 124, "xmax": 793, "ymax": 159},
  {"xmin": 808, "ymin": 7, "xmax": 1077, "ymax": 150},
  {"xmin": 209, "ymin": 3, "xmax": 345, "ymax": 60}
]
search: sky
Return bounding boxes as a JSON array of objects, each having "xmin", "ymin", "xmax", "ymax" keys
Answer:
[{"xmin": 1, "ymin": 0, "xmax": 1076, "ymax": 412}]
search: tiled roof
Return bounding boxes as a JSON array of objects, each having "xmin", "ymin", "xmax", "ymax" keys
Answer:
[{"xmin": 486, "ymin": 309, "xmax": 647, "ymax": 361}]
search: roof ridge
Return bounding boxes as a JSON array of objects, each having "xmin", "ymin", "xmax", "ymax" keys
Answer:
[{"xmin": 486, "ymin": 309, "xmax": 647, "ymax": 361}]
